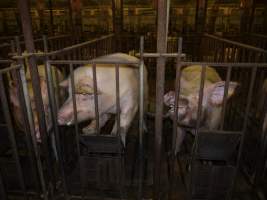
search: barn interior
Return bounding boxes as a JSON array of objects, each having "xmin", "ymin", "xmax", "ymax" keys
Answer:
[{"xmin": 0, "ymin": 0, "xmax": 267, "ymax": 200}]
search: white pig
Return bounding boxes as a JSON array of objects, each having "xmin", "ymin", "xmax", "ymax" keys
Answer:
[
  {"xmin": 57, "ymin": 53, "xmax": 148, "ymax": 144},
  {"xmin": 164, "ymin": 65, "xmax": 238, "ymax": 153}
]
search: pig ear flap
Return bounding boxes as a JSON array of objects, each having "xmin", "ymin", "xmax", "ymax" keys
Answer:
[
  {"xmin": 59, "ymin": 79, "xmax": 69, "ymax": 88},
  {"xmin": 164, "ymin": 91, "xmax": 175, "ymax": 106},
  {"xmin": 209, "ymin": 81, "xmax": 238, "ymax": 106}
]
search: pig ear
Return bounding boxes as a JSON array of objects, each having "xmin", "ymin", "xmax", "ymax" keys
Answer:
[
  {"xmin": 164, "ymin": 91, "xmax": 175, "ymax": 106},
  {"xmin": 76, "ymin": 82, "xmax": 102, "ymax": 94},
  {"xmin": 59, "ymin": 79, "xmax": 69, "ymax": 88},
  {"xmin": 209, "ymin": 81, "xmax": 238, "ymax": 106}
]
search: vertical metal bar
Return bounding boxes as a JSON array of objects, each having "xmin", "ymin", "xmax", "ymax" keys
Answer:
[
  {"xmin": 220, "ymin": 66, "xmax": 232, "ymax": 130},
  {"xmin": 45, "ymin": 60, "xmax": 69, "ymax": 199},
  {"xmin": 70, "ymin": 64, "xmax": 80, "ymax": 154},
  {"xmin": 0, "ymin": 74, "xmax": 28, "ymax": 200},
  {"xmin": 196, "ymin": 65, "xmax": 206, "ymax": 132},
  {"xmin": 138, "ymin": 36, "xmax": 144, "ymax": 200},
  {"xmin": 154, "ymin": 0, "xmax": 169, "ymax": 198},
  {"xmin": 115, "ymin": 63, "xmax": 121, "ymax": 136},
  {"xmin": 14, "ymin": 68, "xmax": 40, "ymax": 190},
  {"xmin": 17, "ymin": 0, "xmax": 54, "ymax": 187},
  {"xmin": 19, "ymin": 66, "xmax": 48, "ymax": 200},
  {"xmin": 169, "ymin": 37, "xmax": 183, "ymax": 199},
  {"xmin": 229, "ymin": 66, "xmax": 257, "ymax": 200},
  {"xmin": 70, "ymin": 64, "xmax": 84, "ymax": 200},
  {"xmin": 92, "ymin": 63, "xmax": 100, "ymax": 134},
  {"xmin": 172, "ymin": 37, "xmax": 183, "ymax": 153}
]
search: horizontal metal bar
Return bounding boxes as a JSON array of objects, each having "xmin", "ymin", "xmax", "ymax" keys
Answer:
[
  {"xmin": 45, "ymin": 34, "xmax": 114, "ymax": 56},
  {"xmin": 135, "ymin": 52, "xmax": 186, "ymax": 58},
  {"xmin": 0, "ymin": 60, "xmax": 12, "ymax": 64},
  {"xmin": 198, "ymin": 130, "xmax": 242, "ymax": 135},
  {"xmin": 49, "ymin": 60, "xmax": 139, "ymax": 66},
  {"xmin": 0, "ymin": 64, "xmax": 21, "ymax": 74},
  {"xmin": 181, "ymin": 61, "xmax": 267, "ymax": 67},
  {"xmin": 205, "ymin": 33, "xmax": 267, "ymax": 54}
]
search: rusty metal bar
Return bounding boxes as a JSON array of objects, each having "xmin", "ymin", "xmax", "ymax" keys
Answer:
[
  {"xmin": 18, "ymin": 65, "xmax": 48, "ymax": 200},
  {"xmin": 92, "ymin": 63, "xmax": 100, "ymax": 134},
  {"xmin": 0, "ymin": 74, "xmax": 28, "ymax": 200},
  {"xmin": 154, "ymin": 0, "xmax": 169, "ymax": 198},
  {"xmin": 220, "ymin": 66, "xmax": 232, "ymax": 130},
  {"xmin": 17, "ymin": 0, "xmax": 54, "ymax": 186},
  {"xmin": 14, "ymin": 36, "xmax": 40, "ymax": 193},
  {"xmin": 115, "ymin": 63, "xmax": 121, "ymax": 136}
]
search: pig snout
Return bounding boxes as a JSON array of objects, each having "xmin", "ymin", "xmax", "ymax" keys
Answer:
[{"xmin": 57, "ymin": 109, "xmax": 74, "ymax": 126}]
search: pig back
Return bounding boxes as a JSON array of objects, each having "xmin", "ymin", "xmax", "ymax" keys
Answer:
[
  {"xmin": 180, "ymin": 65, "xmax": 221, "ymax": 96},
  {"xmin": 74, "ymin": 64, "xmax": 139, "ymax": 99}
]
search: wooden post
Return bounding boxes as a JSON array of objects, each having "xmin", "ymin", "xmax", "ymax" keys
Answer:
[{"xmin": 154, "ymin": 0, "xmax": 169, "ymax": 199}]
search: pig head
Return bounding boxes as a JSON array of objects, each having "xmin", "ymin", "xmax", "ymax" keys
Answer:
[{"xmin": 164, "ymin": 65, "xmax": 238, "ymax": 153}]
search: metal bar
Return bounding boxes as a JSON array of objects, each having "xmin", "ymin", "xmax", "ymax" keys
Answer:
[
  {"xmin": 92, "ymin": 63, "xmax": 100, "ymax": 134},
  {"xmin": 220, "ymin": 65, "xmax": 232, "ymax": 130},
  {"xmin": 14, "ymin": 67, "xmax": 40, "ymax": 193},
  {"xmin": 44, "ymin": 62, "xmax": 69, "ymax": 199},
  {"xmin": 19, "ymin": 65, "xmax": 48, "ymax": 200},
  {"xmin": 204, "ymin": 33, "xmax": 267, "ymax": 54},
  {"xmin": 49, "ymin": 60, "xmax": 139, "ymax": 65},
  {"xmin": 70, "ymin": 64, "xmax": 84, "ymax": 200},
  {"xmin": 172, "ymin": 37, "xmax": 183, "ymax": 153},
  {"xmin": 135, "ymin": 52, "xmax": 186, "ymax": 58},
  {"xmin": 0, "ymin": 65, "xmax": 21, "ymax": 74},
  {"xmin": 230, "ymin": 66, "xmax": 258, "ymax": 199},
  {"xmin": 17, "ymin": 0, "xmax": 54, "ymax": 187},
  {"xmin": 138, "ymin": 36, "xmax": 144, "ymax": 200},
  {"xmin": 196, "ymin": 65, "xmax": 206, "ymax": 131},
  {"xmin": 0, "ymin": 74, "xmax": 28, "ymax": 200},
  {"xmin": 46, "ymin": 34, "xmax": 114, "ymax": 56},
  {"xmin": 169, "ymin": 37, "xmax": 183, "ymax": 198},
  {"xmin": 154, "ymin": 0, "xmax": 169, "ymax": 198},
  {"xmin": 115, "ymin": 63, "xmax": 121, "ymax": 136},
  {"xmin": 70, "ymin": 64, "xmax": 80, "ymax": 154}
]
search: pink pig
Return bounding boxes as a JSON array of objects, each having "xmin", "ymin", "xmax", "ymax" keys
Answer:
[{"xmin": 164, "ymin": 65, "xmax": 238, "ymax": 153}]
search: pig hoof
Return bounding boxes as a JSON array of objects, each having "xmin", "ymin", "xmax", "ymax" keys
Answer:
[{"xmin": 82, "ymin": 127, "xmax": 96, "ymax": 135}]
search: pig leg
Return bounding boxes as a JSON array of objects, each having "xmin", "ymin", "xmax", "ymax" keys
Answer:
[
  {"xmin": 111, "ymin": 104, "xmax": 138, "ymax": 146},
  {"xmin": 82, "ymin": 114, "xmax": 111, "ymax": 135}
]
